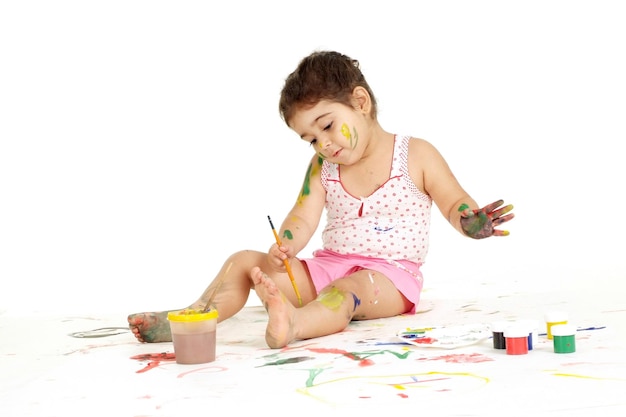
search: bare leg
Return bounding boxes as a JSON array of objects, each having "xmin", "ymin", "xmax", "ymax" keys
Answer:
[
  {"xmin": 250, "ymin": 267, "xmax": 299, "ymax": 348},
  {"xmin": 128, "ymin": 250, "xmax": 267, "ymax": 343},
  {"xmin": 251, "ymin": 266, "xmax": 412, "ymax": 348},
  {"xmin": 250, "ymin": 267, "xmax": 355, "ymax": 348}
]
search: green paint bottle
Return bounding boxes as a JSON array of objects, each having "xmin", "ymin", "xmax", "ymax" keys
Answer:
[{"xmin": 551, "ymin": 324, "xmax": 576, "ymax": 354}]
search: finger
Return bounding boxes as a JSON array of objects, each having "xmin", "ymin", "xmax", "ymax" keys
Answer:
[
  {"xmin": 491, "ymin": 229, "xmax": 510, "ymax": 237},
  {"xmin": 490, "ymin": 204, "xmax": 514, "ymax": 219},
  {"xmin": 481, "ymin": 199, "xmax": 505, "ymax": 214},
  {"xmin": 492, "ymin": 213, "xmax": 515, "ymax": 227}
]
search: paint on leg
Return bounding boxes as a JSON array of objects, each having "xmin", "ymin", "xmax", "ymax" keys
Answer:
[
  {"xmin": 127, "ymin": 311, "xmax": 173, "ymax": 343},
  {"xmin": 316, "ymin": 286, "xmax": 361, "ymax": 319},
  {"xmin": 316, "ymin": 287, "xmax": 346, "ymax": 311},
  {"xmin": 368, "ymin": 272, "xmax": 380, "ymax": 305}
]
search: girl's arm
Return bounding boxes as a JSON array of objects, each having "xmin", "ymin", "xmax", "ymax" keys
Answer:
[
  {"xmin": 277, "ymin": 154, "xmax": 327, "ymax": 256},
  {"xmin": 410, "ymin": 138, "xmax": 514, "ymax": 238}
]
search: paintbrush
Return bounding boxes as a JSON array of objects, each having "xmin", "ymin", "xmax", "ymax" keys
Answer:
[
  {"xmin": 203, "ymin": 261, "xmax": 232, "ymax": 312},
  {"xmin": 267, "ymin": 215, "xmax": 303, "ymax": 306}
]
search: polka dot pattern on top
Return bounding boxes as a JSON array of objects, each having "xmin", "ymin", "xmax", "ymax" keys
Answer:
[{"xmin": 320, "ymin": 135, "xmax": 432, "ymax": 263}]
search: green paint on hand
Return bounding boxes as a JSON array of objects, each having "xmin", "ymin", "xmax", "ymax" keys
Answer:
[{"xmin": 458, "ymin": 203, "xmax": 470, "ymax": 213}]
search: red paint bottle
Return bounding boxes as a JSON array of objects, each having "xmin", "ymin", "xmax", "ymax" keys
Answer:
[{"xmin": 504, "ymin": 326, "xmax": 529, "ymax": 355}]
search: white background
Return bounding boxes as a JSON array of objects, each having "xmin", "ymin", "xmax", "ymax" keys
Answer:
[{"xmin": 1, "ymin": 1, "xmax": 624, "ymax": 315}]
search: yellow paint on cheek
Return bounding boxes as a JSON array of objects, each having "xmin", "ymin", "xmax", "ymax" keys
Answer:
[
  {"xmin": 341, "ymin": 123, "xmax": 351, "ymax": 140},
  {"xmin": 316, "ymin": 287, "xmax": 346, "ymax": 311}
]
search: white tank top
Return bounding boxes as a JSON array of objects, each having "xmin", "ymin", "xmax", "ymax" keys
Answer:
[{"xmin": 320, "ymin": 135, "xmax": 432, "ymax": 263}]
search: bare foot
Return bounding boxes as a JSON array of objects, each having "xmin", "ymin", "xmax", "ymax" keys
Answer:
[
  {"xmin": 127, "ymin": 311, "xmax": 172, "ymax": 343},
  {"xmin": 251, "ymin": 267, "xmax": 297, "ymax": 348}
]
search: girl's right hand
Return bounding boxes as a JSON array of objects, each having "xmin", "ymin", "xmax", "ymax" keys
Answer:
[{"xmin": 267, "ymin": 243, "xmax": 290, "ymax": 272}]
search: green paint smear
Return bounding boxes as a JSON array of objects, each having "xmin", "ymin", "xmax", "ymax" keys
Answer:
[
  {"xmin": 465, "ymin": 212, "xmax": 488, "ymax": 235},
  {"xmin": 349, "ymin": 349, "xmax": 412, "ymax": 360},
  {"xmin": 298, "ymin": 156, "xmax": 323, "ymax": 204},
  {"xmin": 305, "ymin": 368, "xmax": 327, "ymax": 387},
  {"xmin": 302, "ymin": 350, "xmax": 411, "ymax": 386},
  {"xmin": 350, "ymin": 127, "xmax": 359, "ymax": 149},
  {"xmin": 257, "ymin": 356, "xmax": 314, "ymax": 367},
  {"xmin": 283, "ymin": 230, "xmax": 293, "ymax": 240},
  {"xmin": 300, "ymin": 163, "xmax": 313, "ymax": 198}
]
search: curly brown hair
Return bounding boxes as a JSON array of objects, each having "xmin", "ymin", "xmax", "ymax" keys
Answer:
[{"xmin": 279, "ymin": 51, "xmax": 378, "ymax": 125}]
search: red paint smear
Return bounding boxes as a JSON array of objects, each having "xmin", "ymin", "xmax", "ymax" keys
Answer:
[
  {"xmin": 359, "ymin": 359, "xmax": 374, "ymax": 367},
  {"xmin": 308, "ymin": 347, "xmax": 374, "ymax": 366},
  {"xmin": 136, "ymin": 361, "xmax": 161, "ymax": 373},
  {"xmin": 411, "ymin": 337, "xmax": 437, "ymax": 344},
  {"xmin": 131, "ymin": 352, "xmax": 176, "ymax": 373},
  {"xmin": 177, "ymin": 366, "xmax": 228, "ymax": 378},
  {"xmin": 131, "ymin": 352, "xmax": 176, "ymax": 361},
  {"xmin": 397, "ymin": 393, "xmax": 409, "ymax": 398},
  {"xmin": 422, "ymin": 353, "xmax": 493, "ymax": 364}
]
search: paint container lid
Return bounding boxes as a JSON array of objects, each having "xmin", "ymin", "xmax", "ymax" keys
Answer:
[
  {"xmin": 167, "ymin": 309, "xmax": 219, "ymax": 322},
  {"xmin": 504, "ymin": 326, "xmax": 529, "ymax": 338},
  {"xmin": 551, "ymin": 324, "xmax": 576, "ymax": 337},
  {"xmin": 490, "ymin": 321, "xmax": 512, "ymax": 332},
  {"xmin": 544, "ymin": 311, "xmax": 568, "ymax": 322}
]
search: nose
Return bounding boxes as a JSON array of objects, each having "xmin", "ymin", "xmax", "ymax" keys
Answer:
[{"xmin": 317, "ymin": 136, "xmax": 332, "ymax": 150}]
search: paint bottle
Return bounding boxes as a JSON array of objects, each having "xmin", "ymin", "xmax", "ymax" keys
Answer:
[
  {"xmin": 551, "ymin": 324, "xmax": 576, "ymax": 353},
  {"xmin": 490, "ymin": 321, "xmax": 508, "ymax": 350},
  {"xmin": 518, "ymin": 319, "xmax": 540, "ymax": 350},
  {"xmin": 504, "ymin": 326, "xmax": 529, "ymax": 355},
  {"xmin": 544, "ymin": 311, "xmax": 568, "ymax": 340}
]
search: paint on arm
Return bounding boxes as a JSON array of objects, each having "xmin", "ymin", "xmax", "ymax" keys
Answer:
[{"xmin": 297, "ymin": 155, "xmax": 324, "ymax": 205}]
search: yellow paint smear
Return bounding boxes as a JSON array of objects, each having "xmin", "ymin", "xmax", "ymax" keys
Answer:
[{"xmin": 316, "ymin": 287, "xmax": 345, "ymax": 311}]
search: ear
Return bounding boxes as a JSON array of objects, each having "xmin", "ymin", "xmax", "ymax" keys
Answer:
[{"xmin": 351, "ymin": 86, "xmax": 371, "ymax": 115}]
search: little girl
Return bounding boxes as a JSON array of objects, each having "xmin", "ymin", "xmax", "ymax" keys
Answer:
[{"xmin": 128, "ymin": 50, "xmax": 514, "ymax": 348}]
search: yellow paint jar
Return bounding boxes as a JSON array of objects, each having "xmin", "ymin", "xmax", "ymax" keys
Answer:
[{"xmin": 544, "ymin": 311, "xmax": 568, "ymax": 340}]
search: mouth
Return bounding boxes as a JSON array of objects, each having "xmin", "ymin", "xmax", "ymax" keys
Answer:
[{"xmin": 332, "ymin": 149, "xmax": 342, "ymax": 158}]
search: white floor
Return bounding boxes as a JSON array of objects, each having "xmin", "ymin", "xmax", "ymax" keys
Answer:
[{"xmin": 2, "ymin": 278, "xmax": 625, "ymax": 417}]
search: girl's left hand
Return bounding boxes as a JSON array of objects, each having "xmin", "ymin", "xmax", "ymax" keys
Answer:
[{"xmin": 459, "ymin": 199, "xmax": 514, "ymax": 239}]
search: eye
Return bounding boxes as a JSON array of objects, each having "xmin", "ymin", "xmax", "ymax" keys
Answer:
[
  {"xmin": 323, "ymin": 122, "xmax": 332, "ymax": 131},
  {"xmin": 309, "ymin": 138, "xmax": 318, "ymax": 147}
]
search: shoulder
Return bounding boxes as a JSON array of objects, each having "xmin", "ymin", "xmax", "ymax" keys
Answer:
[
  {"xmin": 405, "ymin": 137, "xmax": 450, "ymax": 190},
  {"xmin": 407, "ymin": 137, "xmax": 442, "ymax": 160},
  {"xmin": 305, "ymin": 154, "xmax": 326, "ymax": 176}
]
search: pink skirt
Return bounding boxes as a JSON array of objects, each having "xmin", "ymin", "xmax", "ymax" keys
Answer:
[{"xmin": 301, "ymin": 249, "xmax": 424, "ymax": 314}]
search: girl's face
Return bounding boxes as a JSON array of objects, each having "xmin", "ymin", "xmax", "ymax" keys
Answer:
[{"xmin": 289, "ymin": 100, "xmax": 365, "ymax": 165}]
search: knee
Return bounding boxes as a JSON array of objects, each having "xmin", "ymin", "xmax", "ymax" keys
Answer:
[
  {"xmin": 229, "ymin": 250, "xmax": 263, "ymax": 262},
  {"xmin": 317, "ymin": 285, "xmax": 360, "ymax": 312}
]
